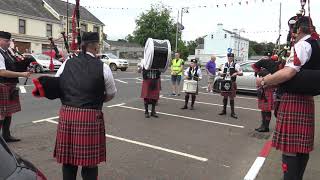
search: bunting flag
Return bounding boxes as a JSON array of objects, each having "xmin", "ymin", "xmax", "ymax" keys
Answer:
[{"xmin": 82, "ymin": 0, "xmax": 280, "ymax": 10}]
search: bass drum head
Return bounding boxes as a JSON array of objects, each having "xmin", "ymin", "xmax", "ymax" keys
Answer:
[{"xmin": 143, "ymin": 38, "xmax": 171, "ymax": 72}]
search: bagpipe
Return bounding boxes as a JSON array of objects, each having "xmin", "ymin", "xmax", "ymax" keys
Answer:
[
  {"xmin": 31, "ymin": 0, "xmax": 82, "ymax": 100},
  {"xmin": 277, "ymin": 0, "xmax": 320, "ymax": 96}
]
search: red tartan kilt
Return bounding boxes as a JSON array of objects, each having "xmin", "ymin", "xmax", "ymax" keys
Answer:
[
  {"xmin": 257, "ymin": 87, "xmax": 274, "ymax": 111},
  {"xmin": 54, "ymin": 105, "xmax": 106, "ymax": 166},
  {"xmin": 221, "ymin": 82, "xmax": 237, "ymax": 98},
  {"xmin": 272, "ymin": 93, "xmax": 314, "ymax": 153},
  {"xmin": 0, "ymin": 83, "xmax": 21, "ymax": 117},
  {"xmin": 141, "ymin": 79, "xmax": 160, "ymax": 100}
]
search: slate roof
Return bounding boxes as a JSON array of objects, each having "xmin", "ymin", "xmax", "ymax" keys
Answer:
[
  {"xmin": 44, "ymin": 0, "xmax": 104, "ymax": 25},
  {"xmin": 0, "ymin": 0, "xmax": 58, "ymax": 21}
]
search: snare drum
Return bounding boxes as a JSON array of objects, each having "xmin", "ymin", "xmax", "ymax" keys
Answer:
[
  {"xmin": 217, "ymin": 79, "xmax": 233, "ymax": 92},
  {"xmin": 183, "ymin": 80, "xmax": 198, "ymax": 93}
]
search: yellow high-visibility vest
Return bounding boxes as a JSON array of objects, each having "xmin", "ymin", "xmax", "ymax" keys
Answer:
[{"xmin": 171, "ymin": 59, "xmax": 184, "ymax": 75}]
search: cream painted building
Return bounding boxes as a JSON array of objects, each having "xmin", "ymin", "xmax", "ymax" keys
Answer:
[{"xmin": 0, "ymin": 0, "xmax": 104, "ymax": 54}]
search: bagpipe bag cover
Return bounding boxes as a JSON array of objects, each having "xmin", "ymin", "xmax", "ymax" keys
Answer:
[
  {"xmin": 143, "ymin": 38, "xmax": 171, "ymax": 72},
  {"xmin": 280, "ymin": 69, "xmax": 320, "ymax": 96}
]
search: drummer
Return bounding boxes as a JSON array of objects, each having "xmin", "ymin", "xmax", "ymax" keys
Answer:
[
  {"xmin": 218, "ymin": 53, "xmax": 243, "ymax": 119},
  {"xmin": 181, "ymin": 59, "xmax": 202, "ymax": 110}
]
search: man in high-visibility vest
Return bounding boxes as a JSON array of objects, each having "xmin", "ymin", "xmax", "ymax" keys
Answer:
[{"xmin": 170, "ymin": 52, "xmax": 184, "ymax": 96}]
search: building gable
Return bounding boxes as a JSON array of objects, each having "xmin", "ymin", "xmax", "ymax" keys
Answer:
[{"xmin": 44, "ymin": 0, "xmax": 104, "ymax": 25}]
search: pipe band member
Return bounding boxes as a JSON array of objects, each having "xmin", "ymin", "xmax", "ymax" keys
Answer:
[
  {"xmin": 251, "ymin": 54, "xmax": 284, "ymax": 132},
  {"xmin": 54, "ymin": 32, "xmax": 117, "ymax": 180},
  {"xmin": 0, "ymin": 31, "xmax": 32, "ymax": 142},
  {"xmin": 181, "ymin": 59, "xmax": 202, "ymax": 110},
  {"xmin": 218, "ymin": 53, "xmax": 243, "ymax": 119},
  {"xmin": 140, "ymin": 66, "xmax": 161, "ymax": 118},
  {"xmin": 256, "ymin": 16, "xmax": 320, "ymax": 180}
]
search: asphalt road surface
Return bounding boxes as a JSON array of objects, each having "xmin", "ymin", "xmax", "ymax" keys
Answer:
[{"xmin": 8, "ymin": 68, "xmax": 271, "ymax": 180}]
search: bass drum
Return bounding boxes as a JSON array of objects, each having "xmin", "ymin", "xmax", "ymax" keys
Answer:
[{"xmin": 143, "ymin": 38, "xmax": 171, "ymax": 72}]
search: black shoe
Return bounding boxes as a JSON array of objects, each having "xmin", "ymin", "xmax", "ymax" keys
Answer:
[
  {"xmin": 218, "ymin": 111, "xmax": 226, "ymax": 115},
  {"xmin": 177, "ymin": 94, "xmax": 181, "ymax": 96},
  {"xmin": 230, "ymin": 113, "xmax": 238, "ymax": 119},
  {"xmin": 151, "ymin": 113, "xmax": 158, "ymax": 118},
  {"xmin": 3, "ymin": 136, "xmax": 21, "ymax": 142},
  {"xmin": 190, "ymin": 106, "xmax": 194, "ymax": 110},
  {"xmin": 255, "ymin": 126, "xmax": 264, "ymax": 132},
  {"xmin": 181, "ymin": 105, "xmax": 188, "ymax": 109},
  {"xmin": 256, "ymin": 127, "xmax": 269, "ymax": 132},
  {"xmin": 145, "ymin": 113, "xmax": 150, "ymax": 118}
]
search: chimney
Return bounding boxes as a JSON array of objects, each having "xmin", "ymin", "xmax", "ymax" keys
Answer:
[{"xmin": 216, "ymin": 23, "xmax": 223, "ymax": 33}]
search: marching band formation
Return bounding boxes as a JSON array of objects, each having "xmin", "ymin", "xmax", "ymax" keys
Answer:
[{"xmin": 0, "ymin": 0, "xmax": 319, "ymax": 180}]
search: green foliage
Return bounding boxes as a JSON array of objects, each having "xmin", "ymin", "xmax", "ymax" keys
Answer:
[
  {"xmin": 249, "ymin": 40, "xmax": 276, "ymax": 57},
  {"xmin": 129, "ymin": 4, "xmax": 177, "ymax": 48}
]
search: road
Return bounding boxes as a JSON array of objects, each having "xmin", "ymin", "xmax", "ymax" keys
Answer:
[{"xmin": 8, "ymin": 68, "xmax": 271, "ymax": 180}]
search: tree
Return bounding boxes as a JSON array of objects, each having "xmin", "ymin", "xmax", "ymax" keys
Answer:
[
  {"xmin": 125, "ymin": 34, "xmax": 135, "ymax": 43},
  {"xmin": 186, "ymin": 40, "xmax": 197, "ymax": 55},
  {"xmin": 130, "ymin": 4, "xmax": 177, "ymax": 48}
]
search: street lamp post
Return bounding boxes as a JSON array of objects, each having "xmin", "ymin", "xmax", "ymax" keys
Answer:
[
  {"xmin": 237, "ymin": 29, "xmax": 245, "ymax": 61},
  {"xmin": 175, "ymin": 7, "xmax": 189, "ymax": 52}
]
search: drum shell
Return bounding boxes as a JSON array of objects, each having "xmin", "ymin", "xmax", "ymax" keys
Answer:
[
  {"xmin": 217, "ymin": 79, "xmax": 233, "ymax": 92},
  {"xmin": 143, "ymin": 38, "xmax": 171, "ymax": 72},
  {"xmin": 183, "ymin": 80, "xmax": 198, "ymax": 93}
]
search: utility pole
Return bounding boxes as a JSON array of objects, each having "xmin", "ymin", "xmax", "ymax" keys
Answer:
[
  {"xmin": 277, "ymin": 2, "xmax": 282, "ymax": 50},
  {"xmin": 175, "ymin": 10, "xmax": 179, "ymax": 52}
]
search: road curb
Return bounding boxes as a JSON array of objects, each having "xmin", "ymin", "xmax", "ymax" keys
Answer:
[{"xmin": 244, "ymin": 140, "xmax": 272, "ymax": 180}]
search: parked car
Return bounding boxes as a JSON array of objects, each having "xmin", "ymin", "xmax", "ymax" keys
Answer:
[
  {"xmin": 99, "ymin": 53, "xmax": 129, "ymax": 71},
  {"xmin": 23, "ymin": 53, "xmax": 62, "ymax": 73},
  {"xmin": 213, "ymin": 61, "xmax": 257, "ymax": 93},
  {"xmin": 0, "ymin": 136, "xmax": 47, "ymax": 180}
]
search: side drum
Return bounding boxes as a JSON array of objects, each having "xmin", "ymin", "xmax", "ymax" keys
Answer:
[
  {"xmin": 183, "ymin": 80, "xmax": 198, "ymax": 93},
  {"xmin": 217, "ymin": 79, "xmax": 233, "ymax": 92}
]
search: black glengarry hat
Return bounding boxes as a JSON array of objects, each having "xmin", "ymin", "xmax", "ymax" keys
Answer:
[
  {"xmin": 82, "ymin": 32, "xmax": 99, "ymax": 43},
  {"xmin": 227, "ymin": 53, "xmax": 235, "ymax": 57},
  {"xmin": 0, "ymin": 31, "xmax": 11, "ymax": 40}
]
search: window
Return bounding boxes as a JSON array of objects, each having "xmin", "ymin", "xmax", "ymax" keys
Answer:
[
  {"xmin": 241, "ymin": 63, "xmax": 254, "ymax": 72},
  {"xmin": 68, "ymin": 21, "xmax": 73, "ymax": 34},
  {"xmin": 46, "ymin": 24, "xmax": 52, "ymax": 37},
  {"xmin": 211, "ymin": 34, "xmax": 214, "ymax": 39},
  {"xmin": 81, "ymin": 23, "xmax": 87, "ymax": 36},
  {"xmin": 93, "ymin": 26, "xmax": 99, "ymax": 33},
  {"xmin": 224, "ymin": 34, "xmax": 227, "ymax": 39},
  {"xmin": 19, "ymin": 19, "xmax": 26, "ymax": 34}
]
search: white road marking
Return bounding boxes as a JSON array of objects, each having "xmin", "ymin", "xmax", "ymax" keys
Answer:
[
  {"xmin": 115, "ymin": 79, "xmax": 128, "ymax": 84},
  {"xmin": 106, "ymin": 134, "xmax": 208, "ymax": 162},
  {"xmin": 19, "ymin": 86, "xmax": 27, "ymax": 93},
  {"xmin": 113, "ymin": 105, "xmax": 244, "ymax": 128},
  {"xmin": 106, "ymin": 103, "xmax": 126, "ymax": 108},
  {"xmin": 22, "ymin": 84, "xmax": 34, "ymax": 87},
  {"xmin": 244, "ymin": 157, "xmax": 266, "ymax": 180},
  {"xmin": 161, "ymin": 96, "xmax": 259, "ymax": 112},
  {"xmin": 33, "ymin": 118, "xmax": 208, "ymax": 162},
  {"xmin": 197, "ymin": 92, "xmax": 257, "ymax": 100},
  {"xmin": 135, "ymin": 77, "xmax": 142, "ymax": 81},
  {"xmin": 32, "ymin": 116, "xmax": 59, "ymax": 123}
]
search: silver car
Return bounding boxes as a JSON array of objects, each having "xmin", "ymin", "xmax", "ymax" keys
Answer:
[{"xmin": 213, "ymin": 61, "xmax": 257, "ymax": 93}]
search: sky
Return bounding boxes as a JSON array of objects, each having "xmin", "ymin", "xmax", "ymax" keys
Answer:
[{"xmin": 63, "ymin": 0, "xmax": 320, "ymax": 43}]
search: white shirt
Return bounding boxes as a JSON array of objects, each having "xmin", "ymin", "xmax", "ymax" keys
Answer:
[
  {"xmin": 55, "ymin": 52, "xmax": 117, "ymax": 96},
  {"xmin": 220, "ymin": 62, "xmax": 242, "ymax": 73},
  {"xmin": 184, "ymin": 66, "xmax": 203, "ymax": 79},
  {"xmin": 0, "ymin": 47, "xmax": 7, "ymax": 70},
  {"xmin": 285, "ymin": 35, "xmax": 312, "ymax": 72}
]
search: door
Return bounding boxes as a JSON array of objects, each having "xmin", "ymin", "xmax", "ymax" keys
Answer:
[{"xmin": 237, "ymin": 62, "xmax": 256, "ymax": 91}]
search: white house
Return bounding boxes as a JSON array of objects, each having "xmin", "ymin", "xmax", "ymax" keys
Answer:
[{"xmin": 189, "ymin": 23, "xmax": 250, "ymax": 65}]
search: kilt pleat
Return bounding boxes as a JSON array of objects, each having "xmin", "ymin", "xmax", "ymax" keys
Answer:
[
  {"xmin": 221, "ymin": 82, "xmax": 237, "ymax": 98},
  {"xmin": 272, "ymin": 93, "xmax": 314, "ymax": 153},
  {"xmin": 258, "ymin": 87, "xmax": 274, "ymax": 111},
  {"xmin": 141, "ymin": 79, "xmax": 160, "ymax": 100},
  {"xmin": 54, "ymin": 105, "xmax": 106, "ymax": 166},
  {"xmin": 0, "ymin": 83, "xmax": 21, "ymax": 116}
]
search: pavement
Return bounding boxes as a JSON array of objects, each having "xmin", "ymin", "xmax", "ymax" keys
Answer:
[{"xmin": 4, "ymin": 66, "xmax": 319, "ymax": 180}]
